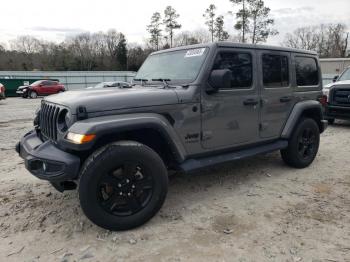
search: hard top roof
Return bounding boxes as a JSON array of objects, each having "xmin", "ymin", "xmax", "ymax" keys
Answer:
[{"xmin": 152, "ymin": 42, "xmax": 317, "ymax": 56}]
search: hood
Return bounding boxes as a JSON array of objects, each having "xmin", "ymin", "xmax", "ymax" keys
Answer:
[
  {"xmin": 45, "ymin": 86, "xmax": 179, "ymax": 114},
  {"xmin": 324, "ymin": 80, "xmax": 350, "ymax": 89},
  {"xmin": 17, "ymin": 85, "xmax": 29, "ymax": 90}
]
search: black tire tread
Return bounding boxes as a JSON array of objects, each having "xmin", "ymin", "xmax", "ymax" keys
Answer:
[
  {"xmin": 78, "ymin": 140, "xmax": 168, "ymax": 231},
  {"xmin": 281, "ymin": 118, "xmax": 320, "ymax": 168}
]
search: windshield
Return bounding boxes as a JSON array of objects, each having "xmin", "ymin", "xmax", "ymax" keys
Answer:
[
  {"xmin": 338, "ymin": 68, "xmax": 350, "ymax": 81},
  {"xmin": 135, "ymin": 48, "xmax": 209, "ymax": 84},
  {"xmin": 30, "ymin": 80, "xmax": 43, "ymax": 86}
]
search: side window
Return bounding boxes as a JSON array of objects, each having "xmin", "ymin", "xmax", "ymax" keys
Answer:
[
  {"xmin": 262, "ymin": 54, "xmax": 289, "ymax": 88},
  {"xmin": 212, "ymin": 52, "xmax": 252, "ymax": 89},
  {"xmin": 42, "ymin": 81, "xmax": 50, "ymax": 86},
  {"xmin": 295, "ymin": 56, "xmax": 319, "ymax": 86}
]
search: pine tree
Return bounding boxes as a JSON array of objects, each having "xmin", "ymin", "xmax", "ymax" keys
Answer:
[
  {"xmin": 116, "ymin": 33, "xmax": 127, "ymax": 70},
  {"xmin": 163, "ymin": 6, "xmax": 182, "ymax": 48},
  {"xmin": 147, "ymin": 12, "xmax": 162, "ymax": 50},
  {"xmin": 214, "ymin": 16, "xmax": 229, "ymax": 41},
  {"xmin": 248, "ymin": 0, "xmax": 277, "ymax": 44},
  {"xmin": 230, "ymin": 0, "xmax": 250, "ymax": 43},
  {"xmin": 203, "ymin": 4, "xmax": 216, "ymax": 42}
]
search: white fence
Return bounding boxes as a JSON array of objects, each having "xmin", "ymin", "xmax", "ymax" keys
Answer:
[{"xmin": 0, "ymin": 71, "xmax": 137, "ymax": 90}]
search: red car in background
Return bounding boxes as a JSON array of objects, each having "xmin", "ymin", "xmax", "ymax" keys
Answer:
[
  {"xmin": 16, "ymin": 80, "xmax": 65, "ymax": 98},
  {"xmin": 0, "ymin": 82, "xmax": 5, "ymax": 100}
]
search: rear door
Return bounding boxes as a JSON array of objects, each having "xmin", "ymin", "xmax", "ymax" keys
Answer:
[
  {"xmin": 258, "ymin": 51, "xmax": 294, "ymax": 138},
  {"xmin": 201, "ymin": 48, "xmax": 260, "ymax": 149}
]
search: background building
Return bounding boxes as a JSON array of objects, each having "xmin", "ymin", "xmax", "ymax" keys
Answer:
[{"xmin": 319, "ymin": 58, "xmax": 350, "ymax": 85}]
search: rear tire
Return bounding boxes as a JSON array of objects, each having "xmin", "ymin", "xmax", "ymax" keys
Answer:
[
  {"xmin": 281, "ymin": 118, "xmax": 320, "ymax": 168},
  {"xmin": 78, "ymin": 141, "xmax": 168, "ymax": 231}
]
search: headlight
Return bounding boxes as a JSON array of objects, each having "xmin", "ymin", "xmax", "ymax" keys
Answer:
[
  {"xmin": 66, "ymin": 132, "xmax": 96, "ymax": 144},
  {"xmin": 57, "ymin": 109, "xmax": 70, "ymax": 132}
]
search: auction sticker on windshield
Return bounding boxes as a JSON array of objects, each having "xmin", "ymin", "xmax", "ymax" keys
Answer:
[{"xmin": 185, "ymin": 48, "xmax": 206, "ymax": 58}]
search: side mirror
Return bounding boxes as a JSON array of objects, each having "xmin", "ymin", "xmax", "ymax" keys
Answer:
[
  {"xmin": 207, "ymin": 69, "xmax": 231, "ymax": 93},
  {"xmin": 332, "ymin": 75, "xmax": 339, "ymax": 82}
]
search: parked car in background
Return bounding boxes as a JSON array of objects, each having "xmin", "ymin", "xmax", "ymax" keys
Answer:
[
  {"xmin": 323, "ymin": 67, "xmax": 350, "ymax": 124},
  {"xmin": 16, "ymin": 80, "xmax": 65, "ymax": 98},
  {"xmin": 0, "ymin": 82, "xmax": 5, "ymax": 100},
  {"xmin": 86, "ymin": 81, "xmax": 131, "ymax": 89}
]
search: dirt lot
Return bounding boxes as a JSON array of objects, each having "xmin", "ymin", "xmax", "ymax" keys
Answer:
[{"xmin": 0, "ymin": 97, "xmax": 349, "ymax": 262}]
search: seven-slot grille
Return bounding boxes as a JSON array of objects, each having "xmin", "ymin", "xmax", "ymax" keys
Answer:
[
  {"xmin": 332, "ymin": 88, "xmax": 350, "ymax": 106},
  {"xmin": 39, "ymin": 102, "xmax": 60, "ymax": 141}
]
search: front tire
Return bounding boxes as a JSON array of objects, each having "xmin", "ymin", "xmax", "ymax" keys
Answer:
[
  {"xmin": 281, "ymin": 118, "xmax": 320, "ymax": 168},
  {"xmin": 78, "ymin": 141, "xmax": 168, "ymax": 231},
  {"xmin": 29, "ymin": 91, "xmax": 38, "ymax": 99}
]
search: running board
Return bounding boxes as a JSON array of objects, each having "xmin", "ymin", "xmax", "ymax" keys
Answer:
[{"xmin": 180, "ymin": 140, "xmax": 288, "ymax": 173}]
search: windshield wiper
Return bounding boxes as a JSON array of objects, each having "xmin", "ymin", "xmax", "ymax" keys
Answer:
[
  {"xmin": 151, "ymin": 78, "xmax": 176, "ymax": 88},
  {"xmin": 133, "ymin": 78, "xmax": 148, "ymax": 86}
]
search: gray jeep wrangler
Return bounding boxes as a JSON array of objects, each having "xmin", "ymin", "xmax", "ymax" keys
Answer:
[{"xmin": 16, "ymin": 42, "xmax": 327, "ymax": 230}]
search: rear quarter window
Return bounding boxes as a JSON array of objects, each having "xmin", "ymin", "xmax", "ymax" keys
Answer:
[{"xmin": 295, "ymin": 56, "xmax": 319, "ymax": 86}]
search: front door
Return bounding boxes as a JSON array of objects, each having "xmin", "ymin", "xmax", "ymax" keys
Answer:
[
  {"xmin": 258, "ymin": 51, "xmax": 294, "ymax": 138},
  {"xmin": 201, "ymin": 48, "xmax": 260, "ymax": 149}
]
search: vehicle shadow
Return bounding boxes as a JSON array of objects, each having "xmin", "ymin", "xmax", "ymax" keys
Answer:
[{"xmin": 165, "ymin": 152, "xmax": 289, "ymax": 208}]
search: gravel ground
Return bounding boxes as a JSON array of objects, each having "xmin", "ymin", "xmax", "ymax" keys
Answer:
[{"xmin": 0, "ymin": 97, "xmax": 350, "ymax": 262}]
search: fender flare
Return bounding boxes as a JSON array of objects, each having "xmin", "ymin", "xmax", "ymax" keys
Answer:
[
  {"xmin": 281, "ymin": 100, "xmax": 324, "ymax": 139},
  {"xmin": 66, "ymin": 113, "xmax": 187, "ymax": 163}
]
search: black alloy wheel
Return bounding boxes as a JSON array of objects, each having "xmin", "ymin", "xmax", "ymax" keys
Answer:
[{"xmin": 98, "ymin": 162, "xmax": 154, "ymax": 217}]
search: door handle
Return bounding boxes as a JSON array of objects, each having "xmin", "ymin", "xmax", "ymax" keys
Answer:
[
  {"xmin": 280, "ymin": 96, "xmax": 292, "ymax": 103},
  {"xmin": 243, "ymin": 98, "xmax": 259, "ymax": 106}
]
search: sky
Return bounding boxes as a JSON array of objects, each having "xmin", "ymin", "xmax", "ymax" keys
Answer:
[{"xmin": 0, "ymin": 0, "xmax": 349, "ymax": 48}]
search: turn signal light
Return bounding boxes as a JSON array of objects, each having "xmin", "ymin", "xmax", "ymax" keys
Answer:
[{"xmin": 66, "ymin": 132, "xmax": 96, "ymax": 144}]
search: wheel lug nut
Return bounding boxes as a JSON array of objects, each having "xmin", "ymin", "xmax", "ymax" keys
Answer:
[
  {"xmin": 126, "ymin": 179, "xmax": 130, "ymax": 183},
  {"xmin": 119, "ymin": 192, "xmax": 123, "ymax": 195},
  {"xmin": 118, "ymin": 183, "xmax": 121, "ymax": 188},
  {"xmin": 132, "ymin": 185, "xmax": 135, "ymax": 189},
  {"xmin": 127, "ymin": 193, "xmax": 131, "ymax": 196}
]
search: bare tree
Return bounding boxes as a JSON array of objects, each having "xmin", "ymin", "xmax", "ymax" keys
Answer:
[
  {"xmin": 283, "ymin": 24, "xmax": 349, "ymax": 58},
  {"xmin": 174, "ymin": 31, "xmax": 200, "ymax": 47},
  {"xmin": 192, "ymin": 28, "xmax": 211, "ymax": 44},
  {"xmin": 203, "ymin": 4, "xmax": 216, "ymax": 42},
  {"xmin": 10, "ymin": 35, "xmax": 41, "ymax": 54},
  {"xmin": 163, "ymin": 6, "xmax": 182, "ymax": 48}
]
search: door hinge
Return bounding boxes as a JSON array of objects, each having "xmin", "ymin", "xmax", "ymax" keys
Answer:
[{"xmin": 259, "ymin": 122, "xmax": 268, "ymax": 131}]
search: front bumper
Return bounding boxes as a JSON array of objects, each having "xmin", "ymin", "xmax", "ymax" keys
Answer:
[
  {"xmin": 16, "ymin": 90, "xmax": 27, "ymax": 96},
  {"xmin": 325, "ymin": 104, "xmax": 350, "ymax": 120},
  {"xmin": 16, "ymin": 130, "xmax": 80, "ymax": 182}
]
